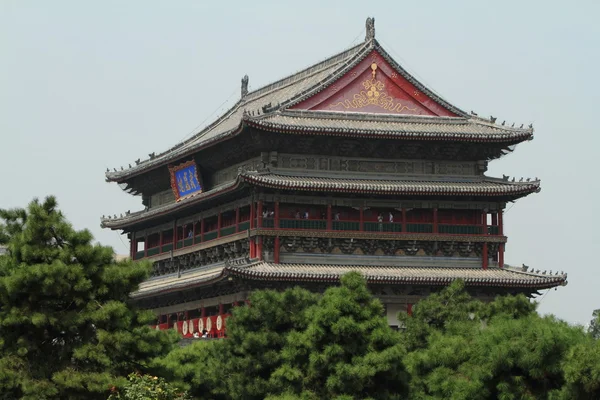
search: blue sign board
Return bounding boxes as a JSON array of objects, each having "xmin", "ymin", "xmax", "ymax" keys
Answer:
[{"xmin": 169, "ymin": 161, "xmax": 203, "ymax": 200}]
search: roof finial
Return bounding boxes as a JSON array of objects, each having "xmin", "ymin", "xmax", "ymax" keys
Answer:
[
  {"xmin": 365, "ymin": 17, "xmax": 375, "ymax": 41},
  {"xmin": 241, "ymin": 75, "xmax": 249, "ymax": 98}
]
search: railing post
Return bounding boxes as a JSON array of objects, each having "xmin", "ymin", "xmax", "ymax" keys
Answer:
[
  {"xmin": 275, "ymin": 201, "xmax": 280, "ymax": 230},
  {"xmin": 359, "ymin": 206, "xmax": 364, "ymax": 231},
  {"xmin": 433, "ymin": 208, "xmax": 438, "ymax": 234},
  {"xmin": 327, "ymin": 204, "xmax": 332, "ymax": 230},
  {"xmin": 235, "ymin": 207, "xmax": 240, "ymax": 233},
  {"xmin": 401, "ymin": 208, "xmax": 407, "ymax": 233}
]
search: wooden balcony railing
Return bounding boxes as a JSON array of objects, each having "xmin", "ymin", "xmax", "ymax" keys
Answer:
[{"xmin": 133, "ymin": 217, "xmax": 500, "ymax": 261}]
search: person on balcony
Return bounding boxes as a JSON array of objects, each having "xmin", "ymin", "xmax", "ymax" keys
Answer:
[
  {"xmin": 388, "ymin": 212, "xmax": 394, "ymax": 223},
  {"xmin": 303, "ymin": 210, "xmax": 309, "ymax": 220},
  {"xmin": 334, "ymin": 212, "xmax": 340, "ymax": 221},
  {"xmin": 295, "ymin": 210, "xmax": 301, "ymax": 219},
  {"xmin": 187, "ymin": 230, "xmax": 193, "ymax": 238}
]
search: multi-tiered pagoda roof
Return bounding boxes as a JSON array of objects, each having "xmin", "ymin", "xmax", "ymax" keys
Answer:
[{"xmin": 102, "ymin": 19, "xmax": 565, "ymax": 328}]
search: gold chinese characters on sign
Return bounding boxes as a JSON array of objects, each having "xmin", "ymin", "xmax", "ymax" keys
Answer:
[{"xmin": 329, "ymin": 63, "xmax": 418, "ymax": 113}]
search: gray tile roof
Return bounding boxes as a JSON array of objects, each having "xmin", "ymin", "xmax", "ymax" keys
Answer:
[
  {"xmin": 106, "ymin": 37, "xmax": 532, "ymax": 183},
  {"xmin": 241, "ymin": 171, "xmax": 541, "ymax": 196},
  {"xmin": 248, "ymin": 110, "xmax": 533, "ymax": 142},
  {"xmin": 102, "ymin": 171, "xmax": 539, "ymax": 230},
  {"xmin": 132, "ymin": 262, "xmax": 567, "ymax": 298},
  {"xmin": 228, "ymin": 262, "xmax": 567, "ymax": 289}
]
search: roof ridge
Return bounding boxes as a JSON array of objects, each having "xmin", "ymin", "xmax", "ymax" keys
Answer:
[{"xmin": 244, "ymin": 42, "xmax": 367, "ymax": 101}]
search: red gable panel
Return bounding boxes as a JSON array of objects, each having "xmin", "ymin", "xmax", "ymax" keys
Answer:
[{"xmin": 291, "ymin": 50, "xmax": 457, "ymax": 117}]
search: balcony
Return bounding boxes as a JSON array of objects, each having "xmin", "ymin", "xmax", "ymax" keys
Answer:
[{"xmin": 132, "ymin": 204, "xmax": 503, "ymax": 260}]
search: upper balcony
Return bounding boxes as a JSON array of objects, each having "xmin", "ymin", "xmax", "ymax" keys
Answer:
[{"xmin": 130, "ymin": 202, "xmax": 504, "ymax": 261}]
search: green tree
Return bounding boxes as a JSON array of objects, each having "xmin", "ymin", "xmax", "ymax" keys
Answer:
[
  {"xmin": 270, "ymin": 272, "xmax": 408, "ymax": 399},
  {"xmin": 402, "ymin": 281, "xmax": 597, "ymax": 400},
  {"xmin": 107, "ymin": 373, "xmax": 190, "ymax": 400},
  {"xmin": 0, "ymin": 197, "xmax": 177, "ymax": 400}
]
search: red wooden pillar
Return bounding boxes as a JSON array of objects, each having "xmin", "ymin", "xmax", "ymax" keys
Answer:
[
  {"xmin": 200, "ymin": 218, "xmax": 205, "ymax": 242},
  {"xmin": 218, "ymin": 303, "xmax": 224, "ymax": 315},
  {"xmin": 481, "ymin": 210, "xmax": 488, "ymax": 235},
  {"xmin": 498, "ymin": 209, "xmax": 504, "ymax": 236},
  {"xmin": 217, "ymin": 212, "xmax": 222, "ymax": 238},
  {"xmin": 257, "ymin": 200, "xmax": 263, "ymax": 228},
  {"xmin": 200, "ymin": 306, "xmax": 206, "ymax": 319},
  {"xmin": 482, "ymin": 242, "xmax": 489, "ymax": 269},
  {"xmin": 433, "ymin": 208, "xmax": 438, "ymax": 234},
  {"xmin": 235, "ymin": 207, "xmax": 240, "ymax": 232},
  {"xmin": 498, "ymin": 243, "xmax": 505, "ymax": 268},
  {"xmin": 130, "ymin": 232, "xmax": 135, "ymax": 258},
  {"xmin": 274, "ymin": 236, "xmax": 280, "ymax": 263},
  {"xmin": 359, "ymin": 206, "xmax": 364, "ymax": 231},
  {"xmin": 249, "ymin": 238, "xmax": 255, "ymax": 258},
  {"xmin": 274, "ymin": 201, "xmax": 280, "ymax": 230},
  {"xmin": 249, "ymin": 201, "xmax": 255, "ymax": 229},
  {"xmin": 407, "ymin": 303, "xmax": 413, "ymax": 316},
  {"xmin": 491, "ymin": 213, "xmax": 498, "ymax": 228},
  {"xmin": 401, "ymin": 208, "xmax": 407, "ymax": 233},
  {"xmin": 193, "ymin": 221, "xmax": 197, "ymax": 240},
  {"xmin": 327, "ymin": 204, "xmax": 332, "ymax": 230}
]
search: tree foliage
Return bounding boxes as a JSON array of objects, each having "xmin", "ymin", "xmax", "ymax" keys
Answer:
[
  {"xmin": 402, "ymin": 281, "xmax": 598, "ymax": 400},
  {"xmin": 107, "ymin": 373, "xmax": 190, "ymax": 400},
  {"xmin": 0, "ymin": 197, "xmax": 177, "ymax": 399},
  {"xmin": 157, "ymin": 273, "xmax": 408, "ymax": 399}
]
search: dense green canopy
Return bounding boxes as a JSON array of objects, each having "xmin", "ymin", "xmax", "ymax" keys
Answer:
[{"xmin": 0, "ymin": 197, "xmax": 177, "ymax": 399}]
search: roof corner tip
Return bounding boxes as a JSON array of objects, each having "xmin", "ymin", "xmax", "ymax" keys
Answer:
[
  {"xmin": 241, "ymin": 75, "xmax": 249, "ymax": 98},
  {"xmin": 365, "ymin": 17, "xmax": 375, "ymax": 42}
]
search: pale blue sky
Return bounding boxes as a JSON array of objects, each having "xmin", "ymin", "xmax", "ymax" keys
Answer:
[{"xmin": 1, "ymin": 1, "xmax": 598, "ymax": 325}]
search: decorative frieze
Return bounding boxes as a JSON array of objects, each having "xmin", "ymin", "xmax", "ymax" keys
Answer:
[
  {"xmin": 278, "ymin": 153, "xmax": 478, "ymax": 176},
  {"xmin": 151, "ymin": 239, "xmax": 250, "ymax": 277}
]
